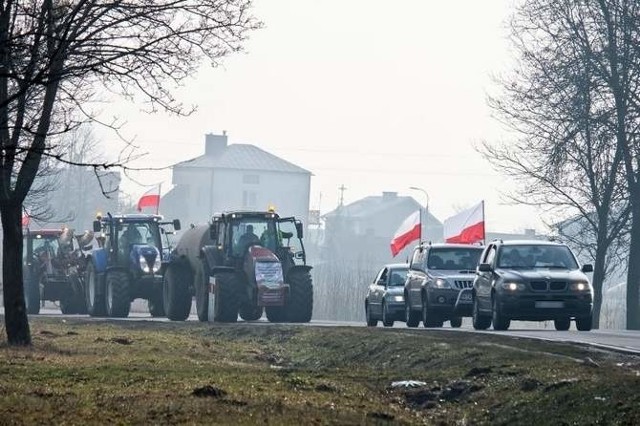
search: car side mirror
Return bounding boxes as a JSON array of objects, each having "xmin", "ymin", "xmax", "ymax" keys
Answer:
[
  {"xmin": 295, "ymin": 222, "xmax": 303, "ymax": 239},
  {"xmin": 478, "ymin": 263, "xmax": 492, "ymax": 272},
  {"xmin": 581, "ymin": 264, "xmax": 594, "ymax": 273},
  {"xmin": 173, "ymin": 219, "xmax": 181, "ymax": 231},
  {"xmin": 92, "ymin": 220, "xmax": 101, "ymax": 233}
]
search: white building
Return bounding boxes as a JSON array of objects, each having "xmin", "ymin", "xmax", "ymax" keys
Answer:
[{"xmin": 162, "ymin": 132, "xmax": 311, "ymax": 227}]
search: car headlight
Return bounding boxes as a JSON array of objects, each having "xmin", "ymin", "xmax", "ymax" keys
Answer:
[
  {"xmin": 570, "ymin": 282, "xmax": 590, "ymax": 291},
  {"xmin": 152, "ymin": 260, "xmax": 161, "ymax": 273},
  {"xmin": 433, "ymin": 278, "xmax": 451, "ymax": 289},
  {"xmin": 501, "ymin": 282, "xmax": 525, "ymax": 291},
  {"xmin": 392, "ymin": 295, "xmax": 404, "ymax": 302}
]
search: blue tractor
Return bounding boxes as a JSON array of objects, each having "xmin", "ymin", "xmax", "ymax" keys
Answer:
[{"xmin": 84, "ymin": 213, "xmax": 181, "ymax": 317}]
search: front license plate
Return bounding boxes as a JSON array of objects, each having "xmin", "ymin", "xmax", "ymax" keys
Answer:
[{"xmin": 535, "ymin": 301, "xmax": 565, "ymax": 309}]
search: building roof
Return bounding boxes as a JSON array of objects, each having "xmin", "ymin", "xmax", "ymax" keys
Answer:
[
  {"xmin": 174, "ymin": 143, "xmax": 311, "ymax": 174},
  {"xmin": 324, "ymin": 193, "xmax": 442, "ymax": 225}
]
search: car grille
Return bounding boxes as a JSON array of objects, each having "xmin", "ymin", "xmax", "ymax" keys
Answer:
[
  {"xmin": 530, "ymin": 281, "xmax": 547, "ymax": 291},
  {"xmin": 528, "ymin": 281, "xmax": 568, "ymax": 291},
  {"xmin": 454, "ymin": 280, "xmax": 474, "ymax": 289}
]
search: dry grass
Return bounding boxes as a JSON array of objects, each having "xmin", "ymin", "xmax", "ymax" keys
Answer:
[{"xmin": 0, "ymin": 317, "xmax": 639, "ymax": 425}]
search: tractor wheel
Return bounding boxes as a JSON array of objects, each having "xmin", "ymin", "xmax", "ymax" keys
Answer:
[
  {"xmin": 195, "ymin": 260, "xmax": 209, "ymax": 322},
  {"xmin": 105, "ymin": 270, "xmax": 131, "ymax": 318},
  {"xmin": 85, "ymin": 262, "xmax": 106, "ymax": 317},
  {"xmin": 59, "ymin": 290, "xmax": 77, "ymax": 315},
  {"xmin": 212, "ymin": 272, "xmax": 239, "ymax": 322},
  {"xmin": 266, "ymin": 306, "xmax": 287, "ymax": 323},
  {"xmin": 69, "ymin": 275, "xmax": 88, "ymax": 315},
  {"xmin": 163, "ymin": 262, "xmax": 192, "ymax": 321},
  {"xmin": 148, "ymin": 288, "xmax": 165, "ymax": 317},
  {"xmin": 24, "ymin": 275, "xmax": 41, "ymax": 315},
  {"xmin": 239, "ymin": 305, "xmax": 263, "ymax": 321},
  {"xmin": 286, "ymin": 269, "xmax": 313, "ymax": 323}
]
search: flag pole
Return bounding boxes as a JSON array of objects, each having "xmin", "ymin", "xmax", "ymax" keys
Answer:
[
  {"xmin": 156, "ymin": 183, "xmax": 162, "ymax": 215},
  {"xmin": 481, "ymin": 200, "xmax": 485, "ymax": 245}
]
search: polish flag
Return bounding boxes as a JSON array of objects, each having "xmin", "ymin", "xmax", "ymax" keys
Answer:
[
  {"xmin": 390, "ymin": 210, "xmax": 421, "ymax": 257},
  {"xmin": 444, "ymin": 201, "xmax": 485, "ymax": 244},
  {"xmin": 137, "ymin": 184, "xmax": 161, "ymax": 213}
]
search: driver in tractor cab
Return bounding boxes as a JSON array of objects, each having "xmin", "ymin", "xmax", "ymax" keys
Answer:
[
  {"xmin": 260, "ymin": 227, "xmax": 282, "ymax": 252},
  {"xmin": 120, "ymin": 223, "xmax": 143, "ymax": 251},
  {"xmin": 236, "ymin": 224, "xmax": 260, "ymax": 256}
]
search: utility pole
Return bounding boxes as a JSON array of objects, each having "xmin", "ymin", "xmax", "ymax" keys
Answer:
[{"xmin": 409, "ymin": 186, "xmax": 429, "ymax": 242}]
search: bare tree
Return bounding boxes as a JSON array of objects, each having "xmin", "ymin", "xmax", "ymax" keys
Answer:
[
  {"xmin": 0, "ymin": 1, "xmax": 260, "ymax": 345},
  {"xmin": 482, "ymin": 0, "xmax": 632, "ymax": 328}
]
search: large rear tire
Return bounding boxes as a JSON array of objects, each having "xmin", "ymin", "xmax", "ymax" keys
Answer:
[
  {"xmin": 24, "ymin": 274, "xmax": 41, "ymax": 315},
  {"xmin": 266, "ymin": 306, "xmax": 287, "ymax": 322},
  {"xmin": 286, "ymin": 269, "xmax": 313, "ymax": 323},
  {"xmin": 163, "ymin": 262, "xmax": 192, "ymax": 321},
  {"xmin": 60, "ymin": 290, "xmax": 78, "ymax": 315},
  {"xmin": 105, "ymin": 270, "xmax": 131, "ymax": 318},
  {"xmin": 85, "ymin": 262, "xmax": 106, "ymax": 317},
  {"xmin": 212, "ymin": 272, "xmax": 239, "ymax": 322},
  {"xmin": 195, "ymin": 260, "xmax": 209, "ymax": 322}
]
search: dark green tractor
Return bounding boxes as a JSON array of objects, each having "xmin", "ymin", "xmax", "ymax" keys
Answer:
[{"xmin": 163, "ymin": 210, "xmax": 313, "ymax": 323}]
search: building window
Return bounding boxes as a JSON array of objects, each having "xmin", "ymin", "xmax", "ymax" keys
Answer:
[
  {"xmin": 243, "ymin": 174, "xmax": 260, "ymax": 185},
  {"xmin": 243, "ymin": 190, "xmax": 257, "ymax": 208}
]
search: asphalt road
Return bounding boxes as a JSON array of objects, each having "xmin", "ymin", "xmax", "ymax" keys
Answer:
[{"xmin": 5, "ymin": 306, "xmax": 640, "ymax": 356}]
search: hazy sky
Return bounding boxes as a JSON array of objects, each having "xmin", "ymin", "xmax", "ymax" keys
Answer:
[{"xmin": 94, "ymin": 0, "xmax": 545, "ymax": 233}]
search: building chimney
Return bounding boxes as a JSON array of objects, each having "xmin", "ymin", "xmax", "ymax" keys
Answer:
[
  {"xmin": 205, "ymin": 132, "xmax": 228, "ymax": 157},
  {"xmin": 382, "ymin": 191, "xmax": 398, "ymax": 200}
]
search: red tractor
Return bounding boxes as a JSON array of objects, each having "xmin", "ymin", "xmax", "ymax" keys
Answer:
[{"xmin": 163, "ymin": 210, "xmax": 313, "ymax": 323}]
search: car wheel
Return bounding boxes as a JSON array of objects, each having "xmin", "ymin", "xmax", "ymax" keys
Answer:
[
  {"xmin": 554, "ymin": 317, "xmax": 571, "ymax": 331},
  {"xmin": 472, "ymin": 295, "xmax": 491, "ymax": 330},
  {"xmin": 492, "ymin": 296, "xmax": 510, "ymax": 331},
  {"xmin": 575, "ymin": 315, "xmax": 593, "ymax": 331},
  {"xmin": 450, "ymin": 316, "xmax": 463, "ymax": 328},
  {"xmin": 365, "ymin": 303, "xmax": 378, "ymax": 327},
  {"xmin": 422, "ymin": 296, "xmax": 443, "ymax": 328},
  {"xmin": 382, "ymin": 301, "xmax": 394, "ymax": 327},
  {"xmin": 405, "ymin": 302, "xmax": 420, "ymax": 328}
]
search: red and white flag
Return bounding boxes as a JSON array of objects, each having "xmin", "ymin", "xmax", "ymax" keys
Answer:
[
  {"xmin": 390, "ymin": 210, "xmax": 421, "ymax": 257},
  {"xmin": 21, "ymin": 211, "xmax": 30, "ymax": 227},
  {"xmin": 444, "ymin": 201, "xmax": 485, "ymax": 244},
  {"xmin": 137, "ymin": 184, "xmax": 161, "ymax": 213}
]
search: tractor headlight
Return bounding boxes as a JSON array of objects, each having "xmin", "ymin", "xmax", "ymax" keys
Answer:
[
  {"xmin": 139, "ymin": 255, "xmax": 150, "ymax": 273},
  {"xmin": 501, "ymin": 282, "xmax": 525, "ymax": 291},
  {"xmin": 433, "ymin": 278, "xmax": 451, "ymax": 289}
]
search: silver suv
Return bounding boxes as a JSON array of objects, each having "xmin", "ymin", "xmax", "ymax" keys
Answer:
[{"xmin": 404, "ymin": 242, "xmax": 484, "ymax": 327}]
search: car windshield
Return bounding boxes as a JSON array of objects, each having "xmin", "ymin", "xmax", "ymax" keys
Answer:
[
  {"xmin": 388, "ymin": 268, "xmax": 409, "ymax": 287},
  {"xmin": 427, "ymin": 248, "xmax": 482, "ymax": 270},
  {"xmin": 497, "ymin": 245, "xmax": 579, "ymax": 269}
]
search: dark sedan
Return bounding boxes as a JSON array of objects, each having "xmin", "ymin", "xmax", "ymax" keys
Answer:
[
  {"xmin": 365, "ymin": 263, "xmax": 409, "ymax": 327},
  {"xmin": 473, "ymin": 240, "xmax": 594, "ymax": 331}
]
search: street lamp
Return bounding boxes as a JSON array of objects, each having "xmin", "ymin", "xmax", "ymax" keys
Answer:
[{"xmin": 409, "ymin": 186, "xmax": 429, "ymax": 241}]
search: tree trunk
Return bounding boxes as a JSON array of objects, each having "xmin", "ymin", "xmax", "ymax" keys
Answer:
[
  {"xmin": 626, "ymin": 204, "xmax": 640, "ymax": 330},
  {"xmin": 0, "ymin": 202, "xmax": 31, "ymax": 345},
  {"xmin": 591, "ymin": 237, "xmax": 608, "ymax": 330}
]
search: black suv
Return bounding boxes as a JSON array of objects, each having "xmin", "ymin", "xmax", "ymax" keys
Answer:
[
  {"xmin": 472, "ymin": 240, "xmax": 594, "ymax": 331},
  {"xmin": 404, "ymin": 242, "xmax": 484, "ymax": 328}
]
